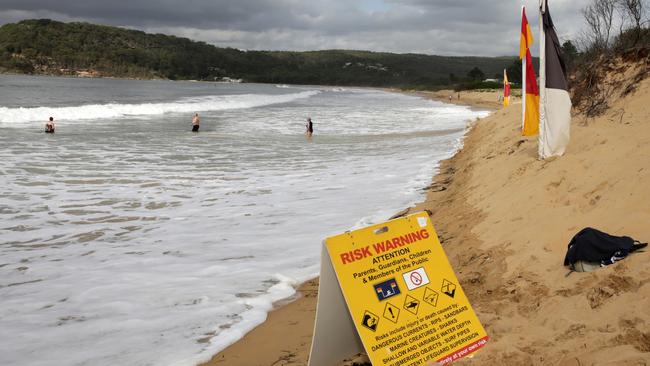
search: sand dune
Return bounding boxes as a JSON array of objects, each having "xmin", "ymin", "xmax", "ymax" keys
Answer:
[{"xmin": 407, "ymin": 63, "xmax": 650, "ymax": 365}]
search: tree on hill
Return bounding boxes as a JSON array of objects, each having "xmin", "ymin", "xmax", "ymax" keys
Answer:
[
  {"xmin": 506, "ymin": 59, "xmax": 522, "ymax": 85},
  {"xmin": 467, "ymin": 67, "xmax": 485, "ymax": 81},
  {"xmin": 0, "ymin": 19, "xmax": 516, "ymax": 89},
  {"xmin": 561, "ymin": 40, "xmax": 579, "ymax": 72},
  {"xmin": 571, "ymin": 0, "xmax": 650, "ymax": 117}
]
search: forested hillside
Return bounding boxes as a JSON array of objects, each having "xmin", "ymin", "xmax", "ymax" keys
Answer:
[{"xmin": 0, "ymin": 19, "xmax": 516, "ymax": 88}]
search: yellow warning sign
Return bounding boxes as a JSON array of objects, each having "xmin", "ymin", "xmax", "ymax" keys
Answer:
[{"xmin": 325, "ymin": 212, "xmax": 488, "ymax": 365}]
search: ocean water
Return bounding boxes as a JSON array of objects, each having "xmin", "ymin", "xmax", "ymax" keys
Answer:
[{"xmin": 0, "ymin": 75, "xmax": 489, "ymax": 366}]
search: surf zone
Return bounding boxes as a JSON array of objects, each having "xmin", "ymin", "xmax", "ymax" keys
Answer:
[{"xmin": 339, "ymin": 229, "xmax": 429, "ymax": 265}]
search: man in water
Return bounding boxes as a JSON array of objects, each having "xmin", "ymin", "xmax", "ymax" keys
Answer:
[
  {"xmin": 45, "ymin": 117, "xmax": 55, "ymax": 133},
  {"xmin": 192, "ymin": 113, "xmax": 200, "ymax": 132},
  {"xmin": 305, "ymin": 117, "xmax": 313, "ymax": 137}
]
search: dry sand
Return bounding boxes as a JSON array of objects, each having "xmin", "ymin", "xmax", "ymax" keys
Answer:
[
  {"xmin": 413, "ymin": 89, "xmax": 504, "ymax": 110},
  {"xmin": 202, "ymin": 64, "xmax": 650, "ymax": 365}
]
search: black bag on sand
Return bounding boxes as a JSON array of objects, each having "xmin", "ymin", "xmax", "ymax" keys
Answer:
[{"xmin": 564, "ymin": 227, "xmax": 647, "ymax": 272}]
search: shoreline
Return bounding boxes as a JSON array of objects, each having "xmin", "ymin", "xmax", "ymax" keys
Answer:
[
  {"xmin": 200, "ymin": 89, "xmax": 501, "ymax": 366},
  {"xmin": 202, "ymin": 68, "xmax": 650, "ymax": 365},
  {"xmin": 199, "ymin": 279, "xmax": 320, "ymax": 366},
  {"xmin": 409, "ymin": 89, "xmax": 504, "ymax": 110}
]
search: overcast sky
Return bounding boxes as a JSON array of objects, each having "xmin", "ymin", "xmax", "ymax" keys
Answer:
[{"xmin": 0, "ymin": 0, "xmax": 593, "ymax": 56}]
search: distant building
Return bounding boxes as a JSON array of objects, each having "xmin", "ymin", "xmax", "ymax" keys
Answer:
[{"xmin": 218, "ymin": 77, "xmax": 243, "ymax": 83}]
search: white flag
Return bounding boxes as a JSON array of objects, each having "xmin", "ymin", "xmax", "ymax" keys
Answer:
[{"xmin": 539, "ymin": 0, "xmax": 572, "ymax": 159}]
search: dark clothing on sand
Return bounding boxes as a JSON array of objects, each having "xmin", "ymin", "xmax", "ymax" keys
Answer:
[{"xmin": 192, "ymin": 125, "xmax": 199, "ymax": 132}]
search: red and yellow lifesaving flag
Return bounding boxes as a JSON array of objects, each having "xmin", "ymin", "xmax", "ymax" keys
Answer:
[
  {"xmin": 520, "ymin": 7, "xmax": 539, "ymax": 136},
  {"xmin": 503, "ymin": 69, "xmax": 510, "ymax": 107}
]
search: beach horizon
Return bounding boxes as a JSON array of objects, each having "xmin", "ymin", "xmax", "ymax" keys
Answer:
[{"xmin": 3, "ymin": 3, "xmax": 648, "ymax": 366}]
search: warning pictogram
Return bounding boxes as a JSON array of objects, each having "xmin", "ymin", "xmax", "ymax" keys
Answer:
[
  {"xmin": 374, "ymin": 278, "xmax": 400, "ymax": 301},
  {"xmin": 403, "ymin": 295, "xmax": 420, "ymax": 315},
  {"xmin": 422, "ymin": 287, "xmax": 439, "ymax": 307},
  {"xmin": 361, "ymin": 310, "xmax": 379, "ymax": 332},
  {"xmin": 383, "ymin": 302, "xmax": 400, "ymax": 323},
  {"xmin": 402, "ymin": 267, "xmax": 430, "ymax": 290},
  {"xmin": 441, "ymin": 279, "xmax": 457, "ymax": 298}
]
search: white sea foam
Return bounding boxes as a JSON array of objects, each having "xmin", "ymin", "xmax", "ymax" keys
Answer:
[
  {"xmin": 0, "ymin": 90, "xmax": 319, "ymax": 124},
  {"xmin": 0, "ymin": 78, "xmax": 491, "ymax": 366}
]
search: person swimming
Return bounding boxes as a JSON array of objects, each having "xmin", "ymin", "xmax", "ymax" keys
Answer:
[
  {"xmin": 191, "ymin": 113, "xmax": 200, "ymax": 132},
  {"xmin": 45, "ymin": 117, "xmax": 55, "ymax": 133}
]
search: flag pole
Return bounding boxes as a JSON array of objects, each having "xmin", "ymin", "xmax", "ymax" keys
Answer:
[
  {"xmin": 538, "ymin": 0, "xmax": 547, "ymax": 159},
  {"xmin": 521, "ymin": 6, "xmax": 526, "ymax": 131}
]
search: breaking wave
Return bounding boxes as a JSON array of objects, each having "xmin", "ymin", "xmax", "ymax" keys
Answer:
[{"xmin": 0, "ymin": 90, "xmax": 320, "ymax": 123}]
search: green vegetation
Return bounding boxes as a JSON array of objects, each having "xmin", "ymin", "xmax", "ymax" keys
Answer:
[
  {"xmin": 569, "ymin": 0, "xmax": 649, "ymax": 117},
  {"xmin": 0, "ymin": 19, "xmax": 517, "ymax": 89}
]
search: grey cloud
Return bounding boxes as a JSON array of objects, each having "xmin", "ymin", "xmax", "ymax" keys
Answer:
[
  {"xmin": 0, "ymin": 0, "xmax": 593, "ymax": 56},
  {"xmin": 0, "ymin": 0, "xmax": 316, "ymax": 30}
]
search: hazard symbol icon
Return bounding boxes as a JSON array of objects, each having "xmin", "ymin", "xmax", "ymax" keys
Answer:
[
  {"xmin": 361, "ymin": 310, "xmax": 379, "ymax": 332},
  {"xmin": 422, "ymin": 287, "xmax": 439, "ymax": 307},
  {"xmin": 441, "ymin": 279, "xmax": 457, "ymax": 299},
  {"xmin": 403, "ymin": 295, "xmax": 420, "ymax": 315},
  {"xmin": 383, "ymin": 302, "xmax": 400, "ymax": 323}
]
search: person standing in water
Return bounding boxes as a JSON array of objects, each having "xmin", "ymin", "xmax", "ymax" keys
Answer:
[
  {"xmin": 191, "ymin": 113, "xmax": 200, "ymax": 132},
  {"xmin": 305, "ymin": 117, "xmax": 313, "ymax": 137},
  {"xmin": 45, "ymin": 117, "xmax": 55, "ymax": 133}
]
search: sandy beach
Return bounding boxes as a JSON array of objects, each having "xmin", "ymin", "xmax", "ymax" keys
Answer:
[{"xmin": 202, "ymin": 61, "xmax": 650, "ymax": 366}]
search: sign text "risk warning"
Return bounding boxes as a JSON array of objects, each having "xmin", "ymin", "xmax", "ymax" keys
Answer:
[{"xmin": 339, "ymin": 229, "xmax": 429, "ymax": 265}]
